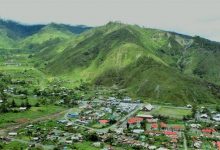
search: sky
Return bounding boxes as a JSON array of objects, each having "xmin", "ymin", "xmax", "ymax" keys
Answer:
[{"xmin": 0, "ymin": 0, "xmax": 220, "ymax": 41}]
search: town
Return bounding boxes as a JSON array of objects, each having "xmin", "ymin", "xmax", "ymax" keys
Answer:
[{"xmin": 2, "ymin": 89, "xmax": 220, "ymax": 150}]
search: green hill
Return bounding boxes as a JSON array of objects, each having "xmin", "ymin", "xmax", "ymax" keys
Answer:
[
  {"xmin": 1, "ymin": 20, "xmax": 220, "ymax": 105},
  {"xmin": 44, "ymin": 22, "xmax": 220, "ymax": 105}
]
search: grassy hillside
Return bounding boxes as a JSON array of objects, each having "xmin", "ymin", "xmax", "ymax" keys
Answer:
[
  {"xmin": 1, "ymin": 20, "xmax": 220, "ymax": 105},
  {"xmin": 95, "ymin": 57, "xmax": 220, "ymax": 105},
  {"xmin": 43, "ymin": 22, "xmax": 220, "ymax": 105}
]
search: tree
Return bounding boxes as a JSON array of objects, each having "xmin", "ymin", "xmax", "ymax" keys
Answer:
[
  {"xmin": 126, "ymin": 122, "xmax": 130, "ymax": 129},
  {"xmin": 35, "ymin": 102, "xmax": 40, "ymax": 107},
  {"xmin": 140, "ymin": 120, "xmax": 147, "ymax": 131},
  {"xmin": 0, "ymin": 102, "xmax": 8, "ymax": 113},
  {"xmin": 11, "ymin": 99, "xmax": 17, "ymax": 108},
  {"xmin": 25, "ymin": 99, "xmax": 31, "ymax": 109},
  {"xmin": 20, "ymin": 101, "xmax": 25, "ymax": 107},
  {"xmin": 216, "ymin": 106, "xmax": 220, "ymax": 112},
  {"xmin": 86, "ymin": 132, "xmax": 99, "ymax": 141},
  {"xmin": 192, "ymin": 104, "xmax": 197, "ymax": 118}
]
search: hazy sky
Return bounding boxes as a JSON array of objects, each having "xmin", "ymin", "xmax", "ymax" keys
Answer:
[{"xmin": 0, "ymin": 0, "xmax": 220, "ymax": 41}]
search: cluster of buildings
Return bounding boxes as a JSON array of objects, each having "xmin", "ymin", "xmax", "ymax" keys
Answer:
[{"xmin": 68, "ymin": 97, "xmax": 140, "ymax": 128}]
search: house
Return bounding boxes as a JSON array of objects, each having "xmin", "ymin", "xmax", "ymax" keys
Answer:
[
  {"xmin": 26, "ymin": 124, "xmax": 34, "ymax": 128},
  {"xmin": 66, "ymin": 122, "xmax": 73, "ymax": 127},
  {"xmin": 151, "ymin": 123, "xmax": 158, "ymax": 130},
  {"xmin": 216, "ymin": 141, "xmax": 220, "ymax": 150},
  {"xmin": 148, "ymin": 145, "xmax": 157, "ymax": 150},
  {"xmin": 57, "ymin": 120, "xmax": 68, "ymax": 124},
  {"xmin": 164, "ymin": 131, "xmax": 177, "ymax": 136},
  {"xmin": 65, "ymin": 140, "xmax": 73, "ymax": 144},
  {"xmin": 67, "ymin": 113, "xmax": 79, "ymax": 118},
  {"xmin": 133, "ymin": 129, "xmax": 144, "ymax": 134},
  {"xmin": 186, "ymin": 104, "xmax": 192, "ymax": 108},
  {"xmin": 142, "ymin": 104, "xmax": 154, "ymax": 111},
  {"xmin": 136, "ymin": 114, "xmax": 153, "ymax": 119},
  {"xmin": 194, "ymin": 141, "xmax": 202, "ymax": 149},
  {"xmin": 190, "ymin": 124, "xmax": 201, "ymax": 129},
  {"xmin": 114, "ymin": 128, "xmax": 123, "ymax": 134},
  {"xmin": 19, "ymin": 107, "xmax": 27, "ymax": 111},
  {"xmin": 93, "ymin": 142, "xmax": 101, "ymax": 147},
  {"xmin": 32, "ymin": 137, "xmax": 39, "ymax": 141},
  {"xmin": 171, "ymin": 125, "xmax": 184, "ymax": 131},
  {"xmin": 99, "ymin": 120, "xmax": 109, "ymax": 124},
  {"xmin": 123, "ymin": 97, "xmax": 132, "ymax": 103},
  {"xmin": 213, "ymin": 114, "xmax": 220, "ymax": 121},
  {"xmin": 200, "ymin": 114, "xmax": 208, "ymax": 118},
  {"xmin": 8, "ymin": 132, "xmax": 17, "ymax": 136},
  {"xmin": 202, "ymin": 128, "xmax": 215, "ymax": 134},
  {"xmin": 128, "ymin": 117, "xmax": 143, "ymax": 125}
]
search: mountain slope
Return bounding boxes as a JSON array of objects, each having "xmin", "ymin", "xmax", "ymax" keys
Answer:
[
  {"xmin": 95, "ymin": 56, "xmax": 220, "ymax": 105},
  {"xmin": 42, "ymin": 22, "xmax": 220, "ymax": 105},
  {"xmin": 0, "ymin": 19, "xmax": 91, "ymax": 50},
  {"xmin": 1, "ymin": 20, "xmax": 220, "ymax": 105}
]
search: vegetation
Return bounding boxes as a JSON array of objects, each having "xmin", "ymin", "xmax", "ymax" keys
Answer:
[{"xmin": 0, "ymin": 19, "xmax": 220, "ymax": 106}]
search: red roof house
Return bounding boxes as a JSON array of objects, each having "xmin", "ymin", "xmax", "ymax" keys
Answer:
[
  {"xmin": 151, "ymin": 123, "xmax": 158, "ymax": 129},
  {"xmin": 164, "ymin": 131, "xmax": 177, "ymax": 135},
  {"xmin": 128, "ymin": 117, "xmax": 143, "ymax": 124},
  {"xmin": 99, "ymin": 120, "xmax": 109, "ymax": 124},
  {"xmin": 202, "ymin": 128, "xmax": 215, "ymax": 134},
  {"xmin": 216, "ymin": 141, "xmax": 220, "ymax": 150}
]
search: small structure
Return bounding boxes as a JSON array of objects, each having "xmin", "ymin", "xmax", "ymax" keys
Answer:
[
  {"xmin": 128, "ymin": 117, "xmax": 143, "ymax": 124},
  {"xmin": 202, "ymin": 128, "xmax": 215, "ymax": 134},
  {"xmin": 186, "ymin": 104, "xmax": 192, "ymax": 108},
  {"xmin": 213, "ymin": 114, "xmax": 220, "ymax": 121},
  {"xmin": 67, "ymin": 113, "xmax": 79, "ymax": 118},
  {"xmin": 164, "ymin": 131, "xmax": 177, "ymax": 136},
  {"xmin": 123, "ymin": 97, "xmax": 132, "ymax": 103},
  {"xmin": 160, "ymin": 122, "xmax": 167, "ymax": 129},
  {"xmin": 190, "ymin": 124, "xmax": 201, "ymax": 129},
  {"xmin": 216, "ymin": 141, "xmax": 220, "ymax": 150},
  {"xmin": 171, "ymin": 125, "xmax": 184, "ymax": 131},
  {"xmin": 99, "ymin": 120, "xmax": 109, "ymax": 124},
  {"xmin": 151, "ymin": 123, "xmax": 158, "ymax": 130},
  {"xmin": 19, "ymin": 107, "xmax": 27, "ymax": 111},
  {"xmin": 93, "ymin": 142, "xmax": 101, "ymax": 147},
  {"xmin": 57, "ymin": 120, "xmax": 68, "ymax": 124},
  {"xmin": 142, "ymin": 104, "xmax": 154, "ymax": 111},
  {"xmin": 200, "ymin": 114, "xmax": 208, "ymax": 118},
  {"xmin": 8, "ymin": 132, "xmax": 17, "ymax": 136},
  {"xmin": 133, "ymin": 129, "xmax": 144, "ymax": 134},
  {"xmin": 136, "ymin": 114, "xmax": 153, "ymax": 119}
]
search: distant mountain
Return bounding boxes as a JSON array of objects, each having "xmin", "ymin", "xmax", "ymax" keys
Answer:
[{"xmin": 0, "ymin": 19, "xmax": 91, "ymax": 49}]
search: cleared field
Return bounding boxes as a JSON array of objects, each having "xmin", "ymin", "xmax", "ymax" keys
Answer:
[
  {"xmin": 74, "ymin": 142, "xmax": 100, "ymax": 150},
  {"xmin": 151, "ymin": 106, "xmax": 192, "ymax": 119},
  {"xmin": 0, "ymin": 105, "xmax": 66, "ymax": 128}
]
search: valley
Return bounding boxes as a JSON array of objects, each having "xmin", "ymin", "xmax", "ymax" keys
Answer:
[{"xmin": 0, "ymin": 19, "xmax": 220, "ymax": 149}]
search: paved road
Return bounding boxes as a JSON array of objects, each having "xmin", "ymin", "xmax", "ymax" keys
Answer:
[{"xmin": 182, "ymin": 132, "xmax": 188, "ymax": 150}]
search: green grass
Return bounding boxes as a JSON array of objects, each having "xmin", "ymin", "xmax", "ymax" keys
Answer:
[
  {"xmin": 151, "ymin": 106, "xmax": 192, "ymax": 119},
  {"xmin": 0, "ymin": 105, "xmax": 66, "ymax": 128},
  {"xmin": 74, "ymin": 142, "xmax": 100, "ymax": 150},
  {"xmin": 0, "ymin": 141, "xmax": 28, "ymax": 150}
]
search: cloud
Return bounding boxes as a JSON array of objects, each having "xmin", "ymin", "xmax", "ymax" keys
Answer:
[{"xmin": 0, "ymin": 0, "xmax": 220, "ymax": 41}]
